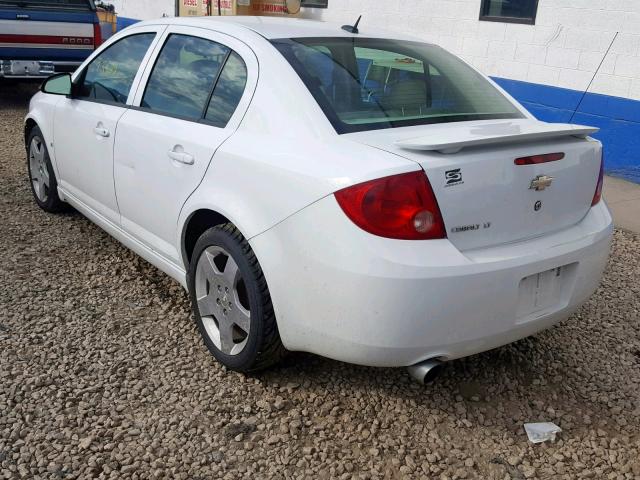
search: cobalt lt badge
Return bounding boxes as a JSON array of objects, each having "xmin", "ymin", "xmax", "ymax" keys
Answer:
[{"xmin": 529, "ymin": 175, "xmax": 553, "ymax": 191}]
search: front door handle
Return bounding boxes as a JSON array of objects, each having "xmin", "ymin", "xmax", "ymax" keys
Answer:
[
  {"xmin": 168, "ymin": 147, "xmax": 194, "ymax": 165},
  {"xmin": 93, "ymin": 125, "xmax": 110, "ymax": 137}
]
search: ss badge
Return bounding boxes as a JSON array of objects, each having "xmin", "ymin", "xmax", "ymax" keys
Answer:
[
  {"xmin": 534, "ymin": 200, "xmax": 542, "ymax": 212},
  {"xmin": 444, "ymin": 168, "xmax": 463, "ymax": 187}
]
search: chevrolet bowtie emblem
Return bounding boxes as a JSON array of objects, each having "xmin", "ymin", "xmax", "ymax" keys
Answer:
[{"xmin": 529, "ymin": 175, "xmax": 554, "ymax": 191}]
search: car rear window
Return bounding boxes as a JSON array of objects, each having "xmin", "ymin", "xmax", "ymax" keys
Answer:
[
  {"xmin": 0, "ymin": 0, "xmax": 95, "ymax": 11},
  {"xmin": 272, "ymin": 37, "xmax": 524, "ymax": 134}
]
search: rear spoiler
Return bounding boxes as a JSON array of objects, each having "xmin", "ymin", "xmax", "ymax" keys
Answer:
[{"xmin": 395, "ymin": 122, "xmax": 599, "ymax": 154}]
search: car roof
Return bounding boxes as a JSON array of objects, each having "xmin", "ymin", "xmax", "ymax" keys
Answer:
[{"xmin": 137, "ymin": 16, "xmax": 422, "ymax": 42}]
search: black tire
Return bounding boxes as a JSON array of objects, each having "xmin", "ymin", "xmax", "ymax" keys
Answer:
[
  {"xmin": 26, "ymin": 126, "xmax": 68, "ymax": 213},
  {"xmin": 187, "ymin": 223, "xmax": 286, "ymax": 372}
]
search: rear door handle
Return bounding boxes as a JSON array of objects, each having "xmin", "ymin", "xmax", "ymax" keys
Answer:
[
  {"xmin": 168, "ymin": 149, "xmax": 194, "ymax": 165},
  {"xmin": 93, "ymin": 126, "xmax": 110, "ymax": 137}
]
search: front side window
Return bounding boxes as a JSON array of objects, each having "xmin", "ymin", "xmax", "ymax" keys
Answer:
[
  {"xmin": 479, "ymin": 0, "xmax": 539, "ymax": 24},
  {"xmin": 77, "ymin": 33, "xmax": 155, "ymax": 105},
  {"xmin": 273, "ymin": 37, "xmax": 523, "ymax": 134},
  {"xmin": 142, "ymin": 34, "xmax": 229, "ymax": 120}
]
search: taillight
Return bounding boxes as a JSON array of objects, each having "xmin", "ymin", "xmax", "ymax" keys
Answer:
[
  {"xmin": 514, "ymin": 152, "xmax": 564, "ymax": 165},
  {"xmin": 334, "ymin": 171, "xmax": 446, "ymax": 240},
  {"xmin": 592, "ymin": 156, "xmax": 604, "ymax": 206},
  {"xmin": 93, "ymin": 23, "xmax": 102, "ymax": 49}
]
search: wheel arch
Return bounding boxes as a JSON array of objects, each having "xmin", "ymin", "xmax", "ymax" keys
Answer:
[
  {"xmin": 24, "ymin": 117, "xmax": 38, "ymax": 149},
  {"xmin": 24, "ymin": 110, "xmax": 62, "ymax": 181},
  {"xmin": 24, "ymin": 90, "xmax": 65, "ymax": 173},
  {"xmin": 181, "ymin": 208, "xmax": 232, "ymax": 269}
]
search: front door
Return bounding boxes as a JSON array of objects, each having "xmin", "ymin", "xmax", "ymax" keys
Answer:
[
  {"xmin": 114, "ymin": 26, "xmax": 257, "ymax": 265},
  {"xmin": 53, "ymin": 27, "xmax": 162, "ymax": 224}
]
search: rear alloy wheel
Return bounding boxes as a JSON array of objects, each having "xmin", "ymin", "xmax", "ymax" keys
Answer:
[
  {"xmin": 196, "ymin": 245, "xmax": 251, "ymax": 356},
  {"xmin": 27, "ymin": 126, "xmax": 67, "ymax": 213},
  {"xmin": 188, "ymin": 224, "xmax": 286, "ymax": 372}
]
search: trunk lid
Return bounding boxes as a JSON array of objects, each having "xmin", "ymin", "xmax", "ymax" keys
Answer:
[{"xmin": 346, "ymin": 119, "xmax": 602, "ymax": 251}]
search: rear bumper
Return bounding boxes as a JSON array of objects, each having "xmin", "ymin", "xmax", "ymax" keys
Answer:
[
  {"xmin": 0, "ymin": 59, "xmax": 80, "ymax": 79},
  {"xmin": 250, "ymin": 197, "xmax": 613, "ymax": 367}
]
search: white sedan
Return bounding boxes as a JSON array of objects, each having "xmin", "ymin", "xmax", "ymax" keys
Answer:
[{"xmin": 26, "ymin": 16, "xmax": 612, "ymax": 382}]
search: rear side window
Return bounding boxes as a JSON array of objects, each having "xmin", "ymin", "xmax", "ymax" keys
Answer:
[
  {"xmin": 77, "ymin": 33, "xmax": 155, "ymax": 105},
  {"xmin": 142, "ymin": 34, "xmax": 229, "ymax": 120},
  {"xmin": 204, "ymin": 52, "xmax": 247, "ymax": 127},
  {"xmin": 141, "ymin": 34, "xmax": 248, "ymax": 127}
]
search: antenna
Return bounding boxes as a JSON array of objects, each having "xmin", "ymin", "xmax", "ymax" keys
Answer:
[
  {"xmin": 569, "ymin": 31, "xmax": 619, "ymax": 123},
  {"xmin": 342, "ymin": 15, "xmax": 362, "ymax": 34}
]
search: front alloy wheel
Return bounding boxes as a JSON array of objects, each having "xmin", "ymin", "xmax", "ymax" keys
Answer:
[
  {"xmin": 26, "ymin": 126, "xmax": 67, "ymax": 213},
  {"xmin": 28, "ymin": 136, "xmax": 50, "ymax": 203}
]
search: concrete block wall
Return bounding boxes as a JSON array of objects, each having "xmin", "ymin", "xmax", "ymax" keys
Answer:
[
  {"xmin": 108, "ymin": 0, "xmax": 175, "ymax": 23},
  {"xmin": 108, "ymin": 0, "xmax": 640, "ymax": 101},
  {"xmin": 302, "ymin": 0, "xmax": 640, "ymax": 181},
  {"xmin": 302, "ymin": 0, "xmax": 640, "ymax": 101},
  {"xmin": 104, "ymin": 0, "xmax": 640, "ymax": 181}
]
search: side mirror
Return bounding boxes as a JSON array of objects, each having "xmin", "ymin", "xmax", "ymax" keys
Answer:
[{"xmin": 41, "ymin": 73, "xmax": 72, "ymax": 96}]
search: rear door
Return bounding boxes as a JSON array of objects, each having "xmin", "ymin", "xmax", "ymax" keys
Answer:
[
  {"xmin": 53, "ymin": 26, "xmax": 163, "ymax": 224},
  {"xmin": 113, "ymin": 26, "xmax": 257, "ymax": 265}
]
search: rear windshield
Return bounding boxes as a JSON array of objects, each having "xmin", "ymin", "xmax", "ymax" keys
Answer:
[
  {"xmin": 272, "ymin": 37, "xmax": 523, "ymax": 134},
  {"xmin": 0, "ymin": 0, "xmax": 94, "ymax": 10}
]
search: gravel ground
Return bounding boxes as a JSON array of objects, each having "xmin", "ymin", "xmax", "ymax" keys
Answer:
[{"xmin": 1, "ymin": 83, "xmax": 640, "ymax": 480}]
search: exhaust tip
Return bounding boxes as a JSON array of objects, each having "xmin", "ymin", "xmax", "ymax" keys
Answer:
[{"xmin": 407, "ymin": 359, "xmax": 444, "ymax": 385}]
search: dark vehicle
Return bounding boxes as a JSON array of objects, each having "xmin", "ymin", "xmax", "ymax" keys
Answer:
[{"xmin": 0, "ymin": 0, "xmax": 102, "ymax": 80}]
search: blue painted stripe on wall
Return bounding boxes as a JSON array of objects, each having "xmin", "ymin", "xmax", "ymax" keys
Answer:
[
  {"xmin": 493, "ymin": 77, "xmax": 640, "ymax": 184},
  {"xmin": 116, "ymin": 16, "xmax": 140, "ymax": 31}
]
